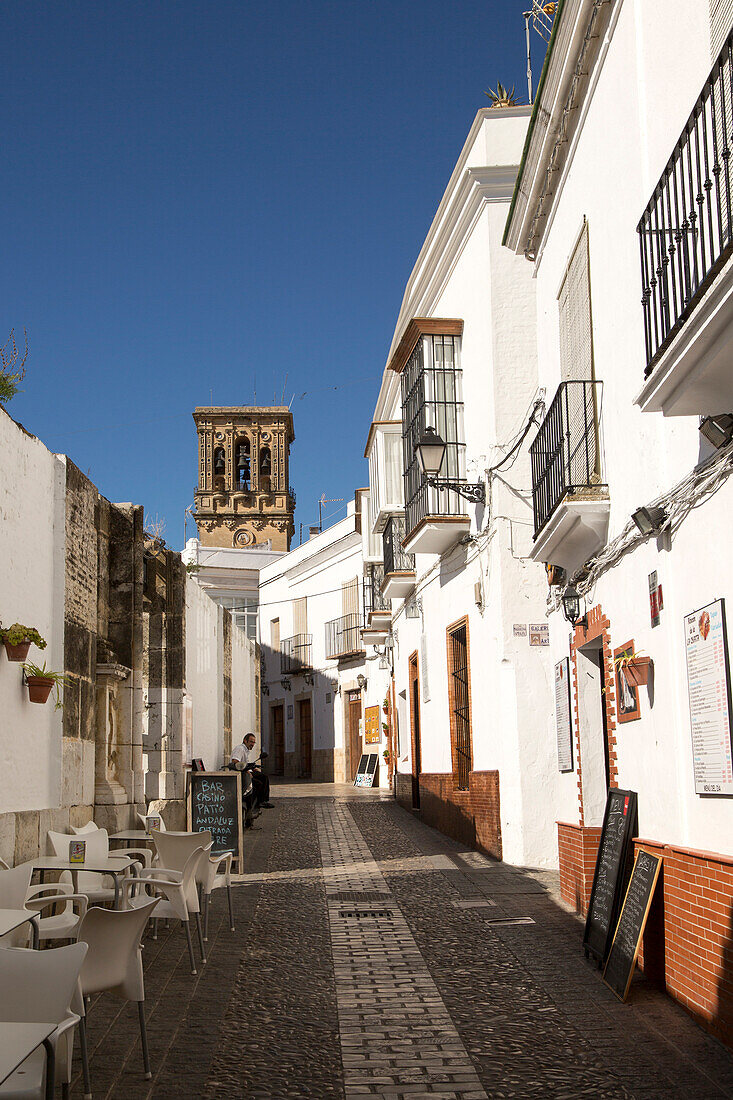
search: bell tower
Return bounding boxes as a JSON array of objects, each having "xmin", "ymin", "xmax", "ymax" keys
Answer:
[{"xmin": 192, "ymin": 406, "xmax": 295, "ymax": 551}]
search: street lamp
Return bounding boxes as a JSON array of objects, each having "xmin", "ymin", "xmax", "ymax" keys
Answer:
[
  {"xmin": 415, "ymin": 427, "xmax": 486, "ymax": 505},
  {"xmin": 561, "ymin": 584, "xmax": 586, "ymax": 628}
]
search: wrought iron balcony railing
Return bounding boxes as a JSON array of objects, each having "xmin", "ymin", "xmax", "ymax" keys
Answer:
[
  {"xmin": 639, "ymin": 30, "xmax": 733, "ymax": 374},
  {"xmin": 529, "ymin": 381, "xmax": 605, "ymax": 537},
  {"xmin": 325, "ymin": 614, "xmax": 363, "ymax": 660},
  {"xmin": 363, "ymin": 563, "xmax": 389, "ymax": 619},
  {"xmin": 383, "ymin": 514, "xmax": 415, "ymax": 577},
  {"xmin": 280, "ymin": 634, "xmax": 312, "ymax": 675}
]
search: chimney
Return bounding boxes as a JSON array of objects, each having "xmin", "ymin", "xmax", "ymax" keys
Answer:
[{"xmin": 309, "ymin": 526, "xmax": 320, "ymax": 539}]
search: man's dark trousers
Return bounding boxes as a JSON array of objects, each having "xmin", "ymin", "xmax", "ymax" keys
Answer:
[{"xmin": 252, "ymin": 771, "xmax": 270, "ymax": 806}]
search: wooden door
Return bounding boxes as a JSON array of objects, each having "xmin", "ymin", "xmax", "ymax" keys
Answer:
[
  {"xmin": 409, "ymin": 653, "xmax": 421, "ymax": 809},
  {"xmin": 347, "ymin": 690, "xmax": 362, "ymax": 781},
  {"xmin": 299, "ymin": 698, "xmax": 312, "ymax": 778},
  {"xmin": 271, "ymin": 704, "xmax": 284, "ymax": 776}
]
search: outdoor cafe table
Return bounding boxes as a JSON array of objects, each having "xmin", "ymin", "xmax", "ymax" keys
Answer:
[
  {"xmin": 0, "ymin": 1022, "xmax": 56, "ymax": 1100},
  {"xmin": 110, "ymin": 829, "xmax": 200, "ymax": 846},
  {"xmin": 0, "ymin": 907, "xmax": 40, "ymax": 949},
  {"xmin": 31, "ymin": 854, "xmax": 137, "ymax": 910}
]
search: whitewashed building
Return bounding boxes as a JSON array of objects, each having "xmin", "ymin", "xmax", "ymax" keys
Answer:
[
  {"xmin": 363, "ymin": 105, "xmax": 559, "ymax": 867},
  {"xmin": 505, "ymin": 0, "xmax": 733, "ymax": 1047},
  {"xmin": 258, "ymin": 498, "xmax": 391, "ymax": 786}
]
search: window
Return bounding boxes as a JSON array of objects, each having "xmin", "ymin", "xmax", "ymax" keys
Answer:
[
  {"xmin": 447, "ymin": 618, "xmax": 472, "ymax": 790},
  {"xmin": 235, "ymin": 438, "xmax": 251, "ymax": 490},
  {"xmin": 402, "ymin": 333, "xmax": 465, "ymax": 535},
  {"xmin": 259, "ymin": 446, "xmax": 271, "ymax": 492},
  {"xmin": 558, "ymin": 221, "xmax": 594, "ymax": 383},
  {"xmin": 342, "ymin": 577, "xmax": 359, "ymax": 618},
  {"xmin": 711, "ymin": 0, "xmax": 733, "ymax": 57},
  {"xmin": 212, "ymin": 595, "xmax": 258, "ymax": 640},
  {"xmin": 293, "ymin": 597, "xmax": 307, "ymax": 636},
  {"xmin": 213, "ymin": 446, "xmax": 226, "ymax": 493},
  {"xmin": 271, "ymin": 618, "xmax": 280, "ymax": 652}
]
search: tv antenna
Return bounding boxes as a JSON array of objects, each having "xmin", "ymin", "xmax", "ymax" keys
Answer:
[{"xmin": 318, "ymin": 494, "xmax": 344, "ymax": 532}]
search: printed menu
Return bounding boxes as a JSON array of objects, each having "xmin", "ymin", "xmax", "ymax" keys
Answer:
[{"xmin": 684, "ymin": 599, "xmax": 733, "ymax": 795}]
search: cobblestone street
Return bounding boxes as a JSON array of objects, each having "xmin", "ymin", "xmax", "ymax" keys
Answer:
[{"xmin": 72, "ymin": 784, "xmax": 733, "ymax": 1099}]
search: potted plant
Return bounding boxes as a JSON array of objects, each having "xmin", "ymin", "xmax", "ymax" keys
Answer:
[
  {"xmin": 485, "ymin": 82, "xmax": 520, "ymax": 109},
  {"xmin": 382, "ymin": 696, "xmax": 390, "ymax": 715},
  {"xmin": 615, "ymin": 650, "xmax": 652, "ymax": 687},
  {"xmin": 382, "ymin": 748, "xmax": 391, "ymax": 766},
  {"xmin": 1, "ymin": 623, "xmax": 47, "ymax": 663},
  {"xmin": 22, "ymin": 661, "xmax": 71, "ymax": 707}
]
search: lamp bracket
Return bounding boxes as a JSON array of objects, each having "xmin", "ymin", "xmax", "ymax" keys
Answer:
[{"xmin": 426, "ymin": 476, "xmax": 485, "ymax": 504}]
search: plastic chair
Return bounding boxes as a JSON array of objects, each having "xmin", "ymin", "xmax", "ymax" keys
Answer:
[
  {"xmin": 137, "ymin": 812, "xmax": 166, "ymax": 832},
  {"xmin": 75, "ymin": 899, "xmax": 158, "ymax": 1096},
  {"xmin": 70, "ymin": 821, "xmax": 99, "ymax": 835},
  {"xmin": 47, "ymin": 829, "xmax": 151, "ymax": 905},
  {"xmin": 0, "ymin": 864, "xmax": 34, "ymax": 947},
  {"xmin": 24, "ymin": 872, "xmax": 89, "ymax": 944},
  {"xmin": 196, "ymin": 852, "xmax": 235, "ymax": 940},
  {"xmin": 0, "ymin": 940, "xmax": 88, "ymax": 1100},
  {"xmin": 151, "ymin": 831, "xmax": 213, "ymax": 959},
  {"xmin": 124, "ymin": 845, "xmax": 206, "ymax": 974}
]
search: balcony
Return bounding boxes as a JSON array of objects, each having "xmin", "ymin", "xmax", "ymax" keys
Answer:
[
  {"xmin": 636, "ymin": 31, "xmax": 733, "ymax": 415},
  {"xmin": 325, "ymin": 614, "xmax": 364, "ymax": 661},
  {"xmin": 362, "ymin": 563, "xmax": 391, "ymax": 644},
  {"xmin": 529, "ymin": 381, "xmax": 609, "ymax": 574},
  {"xmin": 280, "ymin": 634, "xmax": 312, "ymax": 675},
  {"xmin": 382, "ymin": 514, "xmax": 416, "ymax": 599}
]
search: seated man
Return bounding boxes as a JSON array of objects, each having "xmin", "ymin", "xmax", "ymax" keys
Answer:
[{"xmin": 230, "ymin": 734, "xmax": 274, "ymax": 810}]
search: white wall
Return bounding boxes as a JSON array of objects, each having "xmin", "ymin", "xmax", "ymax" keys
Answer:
[
  {"xmin": 528, "ymin": 0, "xmax": 732, "ymax": 852},
  {"xmin": 0, "ymin": 410, "xmax": 66, "ymax": 814},
  {"xmin": 231, "ymin": 625, "xmax": 257, "ymax": 745},
  {"xmin": 185, "ymin": 575, "xmax": 224, "ymax": 770}
]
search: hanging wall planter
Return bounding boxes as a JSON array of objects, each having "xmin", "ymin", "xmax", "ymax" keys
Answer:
[
  {"xmin": 1, "ymin": 624, "xmax": 47, "ymax": 663},
  {"xmin": 22, "ymin": 662, "xmax": 71, "ymax": 707},
  {"xmin": 26, "ymin": 675, "xmax": 55, "ymax": 704},
  {"xmin": 618, "ymin": 654, "xmax": 652, "ymax": 688}
]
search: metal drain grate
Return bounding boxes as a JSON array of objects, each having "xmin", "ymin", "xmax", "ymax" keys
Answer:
[
  {"xmin": 338, "ymin": 909, "xmax": 394, "ymax": 920},
  {"xmin": 485, "ymin": 916, "xmax": 536, "ymax": 926}
]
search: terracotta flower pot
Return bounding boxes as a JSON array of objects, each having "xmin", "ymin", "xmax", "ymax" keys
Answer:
[
  {"xmin": 622, "ymin": 657, "xmax": 652, "ymax": 687},
  {"xmin": 4, "ymin": 640, "xmax": 31, "ymax": 662},
  {"xmin": 26, "ymin": 676, "xmax": 55, "ymax": 704}
]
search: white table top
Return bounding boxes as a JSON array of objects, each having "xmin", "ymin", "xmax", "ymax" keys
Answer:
[
  {"xmin": 0, "ymin": 1022, "xmax": 56, "ymax": 1086},
  {"xmin": 110, "ymin": 830, "xmax": 151, "ymax": 841},
  {"xmin": 0, "ymin": 909, "xmax": 38, "ymax": 939},
  {"xmin": 32, "ymin": 855, "xmax": 135, "ymax": 874}
]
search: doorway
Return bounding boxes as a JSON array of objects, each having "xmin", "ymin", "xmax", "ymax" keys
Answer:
[
  {"xmin": 576, "ymin": 639, "xmax": 611, "ymax": 826},
  {"xmin": 298, "ymin": 698, "xmax": 312, "ymax": 778},
  {"xmin": 270, "ymin": 704, "xmax": 284, "ymax": 776},
  {"xmin": 347, "ymin": 689, "xmax": 362, "ymax": 781},
  {"xmin": 409, "ymin": 653, "xmax": 421, "ymax": 809}
]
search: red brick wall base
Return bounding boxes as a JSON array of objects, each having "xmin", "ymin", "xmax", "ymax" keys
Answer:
[
  {"xmin": 394, "ymin": 771, "xmax": 501, "ymax": 860},
  {"xmin": 557, "ymin": 822, "xmax": 733, "ymax": 1050}
]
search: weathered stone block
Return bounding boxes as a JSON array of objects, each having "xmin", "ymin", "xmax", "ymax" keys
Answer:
[
  {"xmin": 62, "ymin": 738, "xmax": 82, "ymax": 807},
  {"xmin": 148, "ymin": 798, "xmax": 186, "ymax": 831},
  {"xmin": 14, "ymin": 810, "xmax": 40, "ymax": 864},
  {"xmin": 81, "ymin": 740, "xmax": 95, "ymax": 805},
  {"xmin": 0, "ymin": 813, "xmax": 15, "ymax": 866},
  {"xmin": 69, "ymin": 804, "xmax": 93, "ymax": 829}
]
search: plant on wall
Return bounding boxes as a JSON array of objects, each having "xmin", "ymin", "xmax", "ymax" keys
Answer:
[
  {"xmin": 0, "ymin": 328, "xmax": 29, "ymax": 406},
  {"xmin": 1, "ymin": 623, "xmax": 47, "ymax": 662},
  {"xmin": 22, "ymin": 661, "xmax": 72, "ymax": 708},
  {"xmin": 485, "ymin": 83, "xmax": 520, "ymax": 109}
]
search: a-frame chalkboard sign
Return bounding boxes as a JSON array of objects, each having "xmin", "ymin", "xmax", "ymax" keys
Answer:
[
  {"xmin": 583, "ymin": 788, "xmax": 638, "ymax": 966},
  {"xmin": 187, "ymin": 769, "xmax": 244, "ymax": 872},
  {"xmin": 354, "ymin": 754, "xmax": 379, "ymax": 787},
  {"xmin": 603, "ymin": 848, "xmax": 662, "ymax": 1001}
]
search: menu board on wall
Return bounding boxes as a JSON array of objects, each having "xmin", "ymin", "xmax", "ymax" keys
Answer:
[
  {"xmin": 554, "ymin": 658, "xmax": 573, "ymax": 772},
  {"xmin": 364, "ymin": 705, "xmax": 380, "ymax": 744},
  {"xmin": 684, "ymin": 598, "xmax": 733, "ymax": 796}
]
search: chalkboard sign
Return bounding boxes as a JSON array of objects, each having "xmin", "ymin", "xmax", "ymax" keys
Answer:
[
  {"xmin": 583, "ymin": 788, "xmax": 638, "ymax": 965},
  {"xmin": 187, "ymin": 770, "xmax": 243, "ymax": 871},
  {"xmin": 603, "ymin": 849, "xmax": 662, "ymax": 1001},
  {"xmin": 354, "ymin": 753, "xmax": 379, "ymax": 787}
]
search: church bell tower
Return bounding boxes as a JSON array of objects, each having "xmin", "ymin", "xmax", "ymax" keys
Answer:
[{"xmin": 192, "ymin": 406, "xmax": 295, "ymax": 551}]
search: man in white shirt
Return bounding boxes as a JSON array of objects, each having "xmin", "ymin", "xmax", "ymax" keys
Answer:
[{"xmin": 230, "ymin": 734, "xmax": 273, "ymax": 809}]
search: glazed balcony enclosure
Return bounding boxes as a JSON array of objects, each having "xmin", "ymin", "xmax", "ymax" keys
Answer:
[
  {"xmin": 528, "ymin": 381, "xmax": 609, "ymax": 575},
  {"xmin": 381, "ymin": 514, "xmax": 416, "ymax": 600},
  {"xmin": 325, "ymin": 614, "xmax": 364, "ymax": 661},
  {"xmin": 280, "ymin": 634, "xmax": 312, "ymax": 676},
  {"xmin": 361, "ymin": 563, "xmax": 390, "ymax": 645},
  {"xmin": 636, "ymin": 29, "xmax": 733, "ymax": 415}
]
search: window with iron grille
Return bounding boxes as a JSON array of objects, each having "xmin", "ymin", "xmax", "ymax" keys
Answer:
[
  {"xmin": 447, "ymin": 619, "xmax": 471, "ymax": 790},
  {"xmin": 401, "ymin": 334, "xmax": 466, "ymax": 537}
]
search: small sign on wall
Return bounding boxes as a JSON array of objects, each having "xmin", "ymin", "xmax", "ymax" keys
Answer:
[
  {"xmin": 684, "ymin": 598, "xmax": 733, "ymax": 795},
  {"xmin": 364, "ymin": 705, "xmax": 380, "ymax": 744},
  {"xmin": 529, "ymin": 623, "xmax": 549, "ymax": 647},
  {"xmin": 513, "ymin": 624, "xmax": 527, "ymax": 638},
  {"xmin": 554, "ymin": 658, "xmax": 573, "ymax": 772},
  {"xmin": 649, "ymin": 571, "xmax": 663, "ymax": 628},
  {"xmin": 287, "ymin": 704, "xmax": 293, "ymax": 720}
]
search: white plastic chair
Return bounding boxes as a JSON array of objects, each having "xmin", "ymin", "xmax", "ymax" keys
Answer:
[
  {"xmin": 196, "ymin": 852, "xmax": 235, "ymax": 940},
  {"xmin": 124, "ymin": 845, "xmax": 206, "ymax": 974},
  {"xmin": 75, "ymin": 898, "xmax": 159, "ymax": 1095},
  {"xmin": 137, "ymin": 812, "xmax": 166, "ymax": 832},
  {"xmin": 24, "ymin": 872, "xmax": 89, "ymax": 944},
  {"xmin": 0, "ymin": 940, "xmax": 88, "ymax": 1100},
  {"xmin": 70, "ymin": 822, "xmax": 99, "ymax": 835},
  {"xmin": 0, "ymin": 864, "xmax": 34, "ymax": 948},
  {"xmin": 47, "ymin": 829, "xmax": 151, "ymax": 905},
  {"xmin": 151, "ymin": 832, "xmax": 212, "ymax": 962}
]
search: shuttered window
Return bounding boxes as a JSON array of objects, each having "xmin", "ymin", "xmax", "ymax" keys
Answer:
[
  {"xmin": 558, "ymin": 221, "xmax": 594, "ymax": 382},
  {"xmin": 711, "ymin": 0, "xmax": 733, "ymax": 57},
  {"xmin": 342, "ymin": 578, "xmax": 359, "ymax": 618},
  {"xmin": 447, "ymin": 620, "xmax": 471, "ymax": 790},
  {"xmin": 293, "ymin": 597, "xmax": 307, "ymax": 636},
  {"xmin": 271, "ymin": 618, "xmax": 280, "ymax": 652}
]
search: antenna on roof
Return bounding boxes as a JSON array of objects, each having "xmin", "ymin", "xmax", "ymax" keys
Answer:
[{"xmin": 281, "ymin": 373, "xmax": 288, "ymax": 405}]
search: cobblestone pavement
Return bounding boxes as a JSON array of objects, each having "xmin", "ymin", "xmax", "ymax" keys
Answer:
[{"xmin": 70, "ymin": 782, "xmax": 733, "ymax": 1099}]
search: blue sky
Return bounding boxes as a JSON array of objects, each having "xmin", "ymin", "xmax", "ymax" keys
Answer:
[{"xmin": 3, "ymin": 1, "xmax": 542, "ymax": 548}]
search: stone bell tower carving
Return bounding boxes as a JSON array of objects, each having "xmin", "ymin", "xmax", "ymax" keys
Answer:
[{"xmin": 192, "ymin": 406, "xmax": 295, "ymax": 551}]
